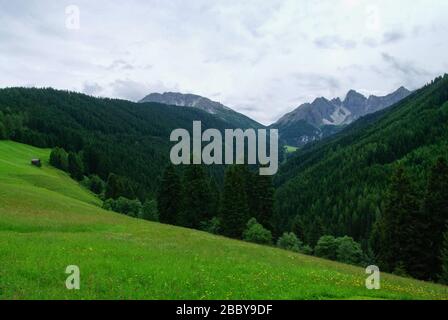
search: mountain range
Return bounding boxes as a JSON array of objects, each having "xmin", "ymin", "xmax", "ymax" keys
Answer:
[
  {"xmin": 140, "ymin": 87, "xmax": 411, "ymax": 148},
  {"xmin": 272, "ymin": 86, "xmax": 411, "ymax": 147},
  {"xmin": 140, "ymin": 92, "xmax": 262, "ymax": 129}
]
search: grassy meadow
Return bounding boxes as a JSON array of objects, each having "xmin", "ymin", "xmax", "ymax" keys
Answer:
[{"xmin": 0, "ymin": 140, "xmax": 447, "ymax": 300}]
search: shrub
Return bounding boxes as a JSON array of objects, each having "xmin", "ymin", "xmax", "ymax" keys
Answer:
[
  {"xmin": 300, "ymin": 245, "xmax": 313, "ymax": 255},
  {"xmin": 243, "ymin": 218, "xmax": 272, "ymax": 245},
  {"xmin": 103, "ymin": 197, "xmax": 142, "ymax": 217},
  {"xmin": 139, "ymin": 200, "xmax": 159, "ymax": 222},
  {"xmin": 200, "ymin": 217, "xmax": 221, "ymax": 235},
  {"xmin": 336, "ymin": 236, "xmax": 364, "ymax": 265},
  {"xmin": 314, "ymin": 235, "xmax": 338, "ymax": 260},
  {"xmin": 277, "ymin": 232, "xmax": 302, "ymax": 252}
]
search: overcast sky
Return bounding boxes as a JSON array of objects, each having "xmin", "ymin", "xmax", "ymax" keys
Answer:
[{"xmin": 1, "ymin": 0, "xmax": 447, "ymax": 124}]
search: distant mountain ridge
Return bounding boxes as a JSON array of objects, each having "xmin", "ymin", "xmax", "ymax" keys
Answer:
[
  {"xmin": 272, "ymin": 87, "xmax": 411, "ymax": 147},
  {"xmin": 140, "ymin": 92, "xmax": 262, "ymax": 129}
]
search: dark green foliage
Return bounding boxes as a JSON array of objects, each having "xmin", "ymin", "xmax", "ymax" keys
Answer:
[
  {"xmin": 336, "ymin": 236, "xmax": 364, "ymax": 266},
  {"xmin": 314, "ymin": 235, "xmax": 338, "ymax": 260},
  {"xmin": 88, "ymin": 175, "xmax": 106, "ymax": 195},
  {"xmin": 220, "ymin": 166, "xmax": 250, "ymax": 238},
  {"xmin": 0, "ymin": 122, "xmax": 6, "ymax": 140},
  {"xmin": 105, "ymin": 173, "xmax": 135, "ymax": 200},
  {"xmin": 277, "ymin": 232, "xmax": 303, "ymax": 252},
  {"xmin": 49, "ymin": 147, "xmax": 68, "ymax": 171},
  {"xmin": 439, "ymin": 226, "xmax": 448, "ymax": 284},
  {"xmin": 242, "ymin": 218, "xmax": 272, "ymax": 245},
  {"xmin": 157, "ymin": 165, "xmax": 182, "ymax": 225},
  {"xmin": 422, "ymin": 158, "xmax": 448, "ymax": 279},
  {"xmin": 139, "ymin": 200, "xmax": 159, "ymax": 222},
  {"xmin": 376, "ymin": 167, "xmax": 428, "ymax": 278},
  {"xmin": 252, "ymin": 173, "xmax": 275, "ymax": 231},
  {"xmin": 103, "ymin": 197, "xmax": 142, "ymax": 218},
  {"xmin": 274, "ymin": 75, "xmax": 448, "ymax": 279},
  {"xmin": 180, "ymin": 165, "xmax": 214, "ymax": 228},
  {"xmin": 200, "ymin": 217, "xmax": 221, "ymax": 235},
  {"xmin": 68, "ymin": 152, "xmax": 84, "ymax": 181}
]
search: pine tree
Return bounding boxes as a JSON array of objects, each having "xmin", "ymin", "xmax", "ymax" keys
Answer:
[
  {"xmin": 220, "ymin": 165, "xmax": 250, "ymax": 239},
  {"xmin": 377, "ymin": 167, "xmax": 426, "ymax": 278},
  {"xmin": 68, "ymin": 152, "xmax": 84, "ymax": 181},
  {"xmin": 180, "ymin": 165, "xmax": 213, "ymax": 228},
  {"xmin": 157, "ymin": 164, "xmax": 182, "ymax": 225},
  {"xmin": 50, "ymin": 147, "xmax": 68, "ymax": 171},
  {"xmin": 253, "ymin": 173, "xmax": 275, "ymax": 231},
  {"xmin": 422, "ymin": 158, "xmax": 448, "ymax": 279}
]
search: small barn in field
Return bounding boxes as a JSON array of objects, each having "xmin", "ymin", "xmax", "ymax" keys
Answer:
[{"xmin": 31, "ymin": 159, "xmax": 42, "ymax": 167}]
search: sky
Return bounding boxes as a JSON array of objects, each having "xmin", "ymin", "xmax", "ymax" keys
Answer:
[{"xmin": 1, "ymin": 0, "xmax": 447, "ymax": 124}]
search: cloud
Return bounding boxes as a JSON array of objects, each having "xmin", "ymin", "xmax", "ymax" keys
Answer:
[
  {"xmin": 381, "ymin": 53, "xmax": 429, "ymax": 77},
  {"xmin": 314, "ymin": 36, "xmax": 357, "ymax": 49},
  {"xmin": 1, "ymin": 0, "xmax": 448, "ymax": 124},
  {"xmin": 82, "ymin": 82, "xmax": 103, "ymax": 96}
]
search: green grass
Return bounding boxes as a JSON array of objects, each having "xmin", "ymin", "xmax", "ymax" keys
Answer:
[{"xmin": 0, "ymin": 140, "xmax": 447, "ymax": 300}]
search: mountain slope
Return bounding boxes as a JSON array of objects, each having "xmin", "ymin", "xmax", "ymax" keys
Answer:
[
  {"xmin": 140, "ymin": 92, "xmax": 263, "ymax": 129},
  {"xmin": 273, "ymin": 87, "xmax": 411, "ymax": 147},
  {"xmin": 0, "ymin": 140, "xmax": 447, "ymax": 299},
  {"xmin": 0, "ymin": 88, "xmax": 247, "ymax": 198},
  {"xmin": 274, "ymin": 75, "xmax": 448, "ymax": 245}
]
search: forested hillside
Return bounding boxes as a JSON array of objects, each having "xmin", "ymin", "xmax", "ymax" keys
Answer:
[
  {"xmin": 0, "ymin": 88, "xmax": 237, "ymax": 199},
  {"xmin": 274, "ymin": 75, "xmax": 448, "ymax": 280}
]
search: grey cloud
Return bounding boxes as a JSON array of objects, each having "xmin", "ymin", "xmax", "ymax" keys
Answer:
[
  {"xmin": 381, "ymin": 53, "xmax": 430, "ymax": 77},
  {"xmin": 382, "ymin": 31, "xmax": 406, "ymax": 44},
  {"xmin": 110, "ymin": 80, "xmax": 150, "ymax": 101},
  {"xmin": 82, "ymin": 82, "xmax": 103, "ymax": 96}
]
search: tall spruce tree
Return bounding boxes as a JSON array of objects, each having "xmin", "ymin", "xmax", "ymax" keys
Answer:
[
  {"xmin": 422, "ymin": 158, "xmax": 448, "ymax": 279},
  {"xmin": 157, "ymin": 164, "xmax": 182, "ymax": 225},
  {"xmin": 220, "ymin": 165, "xmax": 250, "ymax": 239},
  {"xmin": 180, "ymin": 165, "xmax": 213, "ymax": 229},
  {"xmin": 377, "ymin": 167, "xmax": 427, "ymax": 278},
  {"xmin": 254, "ymin": 173, "xmax": 275, "ymax": 231}
]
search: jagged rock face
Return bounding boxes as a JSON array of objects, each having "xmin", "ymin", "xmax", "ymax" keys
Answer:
[
  {"xmin": 273, "ymin": 87, "xmax": 411, "ymax": 147},
  {"xmin": 139, "ymin": 92, "xmax": 262, "ymax": 129}
]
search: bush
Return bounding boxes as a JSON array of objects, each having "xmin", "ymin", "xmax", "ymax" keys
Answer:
[
  {"xmin": 200, "ymin": 217, "xmax": 221, "ymax": 235},
  {"xmin": 139, "ymin": 200, "xmax": 159, "ymax": 222},
  {"xmin": 103, "ymin": 197, "xmax": 142, "ymax": 217},
  {"xmin": 300, "ymin": 245, "xmax": 313, "ymax": 255},
  {"xmin": 243, "ymin": 218, "xmax": 272, "ymax": 245},
  {"xmin": 314, "ymin": 235, "xmax": 338, "ymax": 260},
  {"xmin": 277, "ymin": 232, "xmax": 302, "ymax": 252}
]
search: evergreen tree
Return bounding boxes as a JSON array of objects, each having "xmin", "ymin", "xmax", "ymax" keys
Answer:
[
  {"xmin": 157, "ymin": 164, "xmax": 182, "ymax": 225},
  {"xmin": 377, "ymin": 167, "xmax": 427, "ymax": 278},
  {"xmin": 423, "ymin": 158, "xmax": 448, "ymax": 279},
  {"xmin": 180, "ymin": 165, "xmax": 213, "ymax": 228},
  {"xmin": 220, "ymin": 165, "xmax": 250, "ymax": 239},
  {"xmin": 49, "ymin": 147, "xmax": 68, "ymax": 171},
  {"xmin": 68, "ymin": 152, "xmax": 84, "ymax": 181},
  {"xmin": 139, "ymin": 199, "xmax": 159, "ymax": 222},
  {"xmin": 253, "ymin": 173, "xmax": 275, "ymax": 231}
]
